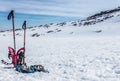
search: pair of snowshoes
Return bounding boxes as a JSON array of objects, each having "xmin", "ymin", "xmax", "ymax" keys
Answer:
[{"xmin": 2, "ymin": 10, "xmax": 49, "ymax": 74}]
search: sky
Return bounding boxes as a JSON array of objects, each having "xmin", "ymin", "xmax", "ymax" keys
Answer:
[
  {"xmin": 1, "ymin": 0, "xmax": 120, "ymax": 17},
  {"xmin": 0, "ymin": 0, "xmax": 120, "ymax": 30}
]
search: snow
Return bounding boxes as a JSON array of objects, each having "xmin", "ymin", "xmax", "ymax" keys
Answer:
[{"xmin": 0, "ymin": 15, "xmax": 120, "ymax": 81}]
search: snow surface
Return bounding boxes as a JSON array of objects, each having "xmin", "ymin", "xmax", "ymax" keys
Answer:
[{"xmin": 0, "ymin": 16, "xmax": 120, "ymax": 81}]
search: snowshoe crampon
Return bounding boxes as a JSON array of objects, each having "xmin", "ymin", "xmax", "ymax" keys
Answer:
[
  {"xmin": 32, "ymin": 65, "xmax": 49, "ymax": 73},
  {"xmin": 1, "ymin": 60, "xmax": 12, "ymax": 65}
]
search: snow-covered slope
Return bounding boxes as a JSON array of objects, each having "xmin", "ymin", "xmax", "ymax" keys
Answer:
[
  {"xmin": 0, "ymin": 7, "xmax": 120, "ymax": 81},
  {"xmin": 70, "ymin": 7, "xmax": 120, "ymax": 26}
]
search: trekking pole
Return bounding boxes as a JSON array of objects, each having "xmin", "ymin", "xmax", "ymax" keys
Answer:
[
  {"xmin": 8, "ymin": 10, "xmax": 16, "ymax": 53},
  {"xmin": 22, "ymin": 21, "xmax": 26, "ymax": 64}
]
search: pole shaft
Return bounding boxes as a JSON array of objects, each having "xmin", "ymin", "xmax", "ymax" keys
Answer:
[
  {"xmin": 12, "ymin": 16, "xmax": 16, "ymax": 53},
  {"xmin": 24, "ymin": 28, "xmax": 26, "ymax": 50},
  {"xmin": 23, "ymin": 25, "xmax": 26, "ymax": 64}
]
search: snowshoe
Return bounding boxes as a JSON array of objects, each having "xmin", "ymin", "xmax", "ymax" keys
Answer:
[{"xmin": 16, "ymin": 64, "xmax": 49, "ymax": 73}]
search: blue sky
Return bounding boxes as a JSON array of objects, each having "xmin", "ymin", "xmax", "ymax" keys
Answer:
[
  {"xmin": 1, "ymin": 0, "xmax": 120, "ymax": 17},
  {"xmin": 0, "ymin": 0, "xmax": 120, "ymax": 30}
]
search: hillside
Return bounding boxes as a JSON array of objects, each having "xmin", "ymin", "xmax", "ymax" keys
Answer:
[{"xmin": 0, "ymin": 7, "xmax": 120, "ymax": 81}]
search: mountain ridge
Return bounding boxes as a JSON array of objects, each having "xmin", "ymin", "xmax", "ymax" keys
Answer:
[{"xmin": 1, "ymin": 6, "xmax": 120, "ymax": 32}]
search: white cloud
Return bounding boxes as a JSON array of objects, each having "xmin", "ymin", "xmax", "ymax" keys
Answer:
[{"xmin": 0, "ymin": 0, "xmax": 120, "ymax": 17}]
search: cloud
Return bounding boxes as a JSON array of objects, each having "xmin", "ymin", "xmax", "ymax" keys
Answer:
[{"xmin": 0, "ymin": 0, "xmax": 120, "ymax": 17}]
